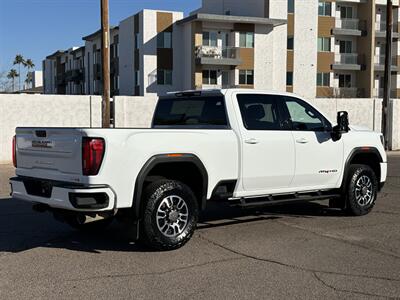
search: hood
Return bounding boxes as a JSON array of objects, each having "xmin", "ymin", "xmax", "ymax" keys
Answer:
[{"xmin": 349, "ymin": 125, "xmax": 373, "ymax": 132}]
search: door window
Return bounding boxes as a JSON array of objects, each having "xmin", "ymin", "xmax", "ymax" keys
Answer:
[
  {"xmin": 203, "ymin": 32, "xmax": 218, "ymax": 47},
  {"xmin": 339, "ymin": 40, "xmax": 352, "ymax": 53},
  {"xmin": 237, "ymin": 94, "xmax": 282, "ymax": 130},
  {"xmin": 340, "ymin": 6, "xmax": 353, "ymax": 18},
  {"xmin": 283, "ymin": 97, "xmax": 330, "ymax": 131},
  {"xmin": 339, "ymin": 74, "xmax": 352, "ymax": 87}
]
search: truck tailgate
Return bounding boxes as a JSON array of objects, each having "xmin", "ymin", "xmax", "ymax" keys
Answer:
[{"xmin": 15, "ymin": 128, "xmax": 83, "ymax": 177}]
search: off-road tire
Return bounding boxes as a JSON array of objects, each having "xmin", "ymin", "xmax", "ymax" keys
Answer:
[
  {"xmin": 344, "ymin": 164, "xmax": 378, "ymax": 216},
  {"xmin": 140, "ymin": 180, "xmax": 199, "ymax": 251}
]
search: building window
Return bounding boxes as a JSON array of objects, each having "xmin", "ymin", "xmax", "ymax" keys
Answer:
[
  {"xmin": 317, "ymin": 37, "xmax": 331, "ymax": 52},
  {"xmin": 134, "ymin": 33, "xmax": 139, "ymax": 49},
  {"xmin": 318, "ymin": 2, "xmax": 331, "ymax": 16},
  {"xmin": 239, "ymin": 32, "xmax": 254, "ymax": 48},
  {"xmin": 287, "ymin": 37, "xmax": 294, "ymax": 50},
  {"xmin": 157, "ymin": 69, "xmax": 172, "ymax": 85},
  {"xmin": 339, "ymin": 40, "xmax": 352, "ymax": 53},
  {"xmin": 239, "ymin": 70, "xmax": 254, "ymax": 85},
  {"xmin": 288, "ymin": 0, "xmax": 294, "ymax": 13},
  {"xmin": 286, "ymin": 72, "xmax": 293, "ymax": 86},
  {"xmin": 339, "ymin": 74, "xmax": 352, "ymax": 88},
  {"xmin": 317, "ymin": 73, "xmax": 330, "ymax": 86},
  {"xmin": 203, "ymin": 32, "xmax": 217, "ymax": 47},
  {"xmin": 135, "ymin": 70, "xmax": 140, "ymax": 86},
  {"xmin": 203, "ymin": 70, "xmax": 218, "ymax": 85},
  {"xmin": 157, "ymin": 32, "xmax": 172, "ymax": 48},
  {"xmin": 340, "ymin": 6, "xmax": 353, "ymax": 19}
]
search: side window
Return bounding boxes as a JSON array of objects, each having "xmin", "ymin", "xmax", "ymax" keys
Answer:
[
  {"xmin": 283, "ymin": 97, "xmax": 330, "ymax": 131},
  {"xmin": 237, "ymin": 94, "xmax": 281, "ymax": 130}
]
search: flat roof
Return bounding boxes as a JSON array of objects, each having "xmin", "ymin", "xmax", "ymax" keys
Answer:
[
  {"xmin": 82, "ymin": 26, "xmax": 119, "ymax": 41},
  {"xmin": 46, "ymin": 50, "xmax": 66, "ymax": 59},
  {"xmin": 177, "ymin": 13, "xmax": 287, "ymax": 27}
]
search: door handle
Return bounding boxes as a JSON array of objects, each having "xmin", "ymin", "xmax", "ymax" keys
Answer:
[
  {"xmin": 245, "ymin": 138, "xmax": 259, "ymax": 145},
  {"xmin": 296, "ymin": 138, "xmax": 309, "ymax": 144}
]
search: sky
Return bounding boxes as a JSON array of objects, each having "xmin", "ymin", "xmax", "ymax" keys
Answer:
[{"xmin": 0, "ymin": 0, "xmax": 201, "ymax": 80}]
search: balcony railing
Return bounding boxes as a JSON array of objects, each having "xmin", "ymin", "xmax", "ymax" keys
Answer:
[
  {"xmin": 373, "ymin": 88, "xmax": 398, "ymax": 98},
  {"xmin": 375, "ymin": 21, "xmax": 399, "ymax": 33},
  {"xmin": 335, "ymin": 53, "xmax": 363, "ymax": 65},
  {"xmin": 195, "ymin": 46, "xmax": 241, "ymax": 65},
  {"xmin": 335, "ymin": 18, "xmax": 366, "ymax": 31},
  {"xmin": 196, "ymin": 46, "xmax": 240, "ymax": 59},
  {"xmin": 333, "ymin": 88, "xmax": 365, "ymax": 98},
  {"xmin": 374, "ymin": 55, "xmax": 397, "ymax": 66}
]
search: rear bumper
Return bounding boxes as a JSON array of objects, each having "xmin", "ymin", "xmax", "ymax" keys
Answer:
[{"xmin": 10, "ymin": 177, "xmax": 116, "ymax": 212}]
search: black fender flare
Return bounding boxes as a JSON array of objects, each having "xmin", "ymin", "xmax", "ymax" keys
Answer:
[
  {"xmin": 341, "ymin": 147, "xmax": 384, "ymax": 191},
  {"xmin": 132, "ymin": 154, "xmax": 208, "ymax": 219}
]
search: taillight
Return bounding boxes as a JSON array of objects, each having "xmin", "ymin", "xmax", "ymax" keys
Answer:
[
  {"xmin": 12, "ymin": 135, "xmax": 17, "ymax": 168},
  {"xmin": 82, "ymin": 138, "xmax": 105, "ymax": 176}
]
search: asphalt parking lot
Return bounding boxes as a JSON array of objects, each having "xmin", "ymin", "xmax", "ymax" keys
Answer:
[{"xmin": 0, "ymin": 154, "xmax": 399, "ymax": 299}]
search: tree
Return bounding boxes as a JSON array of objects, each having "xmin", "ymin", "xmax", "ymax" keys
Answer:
[
  {"xmin": 0, "ymin": 71, "xmax": 13, "ymax": 92},
  {"xmin": 13, "ymin": 54, "xmax": 25, "ymax": 91},
  {"xmin": 23, "ymin": 59, "xmax": 35, "ymax": 89},
  {"xmin": 7, "ymin": 69, "xmax": 19, "ymax": 92}
]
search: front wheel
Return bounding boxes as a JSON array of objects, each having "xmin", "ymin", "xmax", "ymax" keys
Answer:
[
  {"xmin": 344, "ymin": 164, "xmax": 378, "ymax": 216},
  {"xmin": 140, "ymin": 180, "xmax": 199, "ymax": 251}
]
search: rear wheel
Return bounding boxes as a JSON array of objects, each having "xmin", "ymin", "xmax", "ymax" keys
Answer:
[
  {"xmin": 344, "ymin": 164, "xmax": 378, "ymax": 216},
  {"xmin": 140, "ymin": 180, "xmax": 199, "ymax": 251}
]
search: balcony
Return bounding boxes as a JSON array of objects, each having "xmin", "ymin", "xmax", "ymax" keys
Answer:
[
  {"xmin": 372, "ymin": 88, "xmax": 399, "ymax": 98},
  {"xmin": 374, "ymin": 55, "xmax": 398, "ymax": 71},
  {"xmin": 333, "ymin": 18, "xmax": 366, "ymax": 36},
  {"xmin": 332, "ymin": 53, "xmax": 365, "ymax": 70},
  {"xmin": 333, "ymin": 87, "xmax": 365, "ymax": 98},
  {"xmin": 195, "ymin": 46, "xmax": 242, "ymax": 66},
  {"xmin": 375, "ymin": 21, "xmax": 400, "ymax": 38}
]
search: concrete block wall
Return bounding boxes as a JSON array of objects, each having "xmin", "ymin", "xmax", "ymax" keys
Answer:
[
  {"xmin": 113, "ymin": 95, "xmax": 158, "ymax": 128},
  {"xmin": 0, "ymin": 94, "xmax": 399, "ymax": 164},
  {"xmin": 0, "ymin": 94, "xmax": 101, "ymax": 163}
]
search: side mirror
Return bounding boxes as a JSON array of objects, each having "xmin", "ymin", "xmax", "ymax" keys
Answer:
[
  {"xmin": 336, "ymin": 111, "xmax": 350, "ymax": 133},
  {"xmin": 332, "ymin": 111, "xmax": 349, "ymax": 141}
]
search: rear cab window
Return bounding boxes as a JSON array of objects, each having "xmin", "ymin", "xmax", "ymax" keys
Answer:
[{"xmin": 152, "ymin": 93, "xmax": 229, "ymax": 129}]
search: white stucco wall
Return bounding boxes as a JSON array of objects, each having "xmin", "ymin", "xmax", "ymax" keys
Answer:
[
  {"xmin": 119, "ymin": 15, "xmax": 136, "ymax": 96},
  {"xmin": 293, "ymin": 0, "xmax": 318, "ymax": 99},
  {"xmin": 199, "ymin": 0, "xmax": 266, "ymax": 17},
  {"xmin": 0, "ymin": 94, "xmax": 101, "ymax": 163},
  {"xmin": 1, "ymin": 94, "xmax": 398, "ymax": 164},
  {"xmin": 114, "ymin": 95, "xmax": 158, "ymax": 128}
]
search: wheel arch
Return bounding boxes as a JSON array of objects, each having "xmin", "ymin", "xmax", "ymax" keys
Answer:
[
  {"xmin": 133, "ymin": 154, "xmax": 208, "ymax": 219},
  {"xmin": 341, "ymin": 147, "xmax": 383, "ymax": 191}
]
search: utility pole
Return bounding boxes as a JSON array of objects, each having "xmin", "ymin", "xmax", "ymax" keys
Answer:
[
  {"xmin": 382, "ymin": 0, "xmax": 393, "ymax": 150},
  {"xmin": 101, "ymin": 0, "xmax": 111, "ymax": 128}
]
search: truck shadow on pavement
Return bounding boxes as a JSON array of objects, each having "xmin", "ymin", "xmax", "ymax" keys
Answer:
[{"xmin": 0, "ymin": 198, "xmax": 345, "ymax": 254}]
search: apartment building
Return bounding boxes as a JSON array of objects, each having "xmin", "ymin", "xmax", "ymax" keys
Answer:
[
  {"xmin": 43, "ymin": 0, "xmax": 400, "ymax": 99},
  {"xmin": 43, "ymin": 0, "xmax": 288, "ymax": 96},
  {"xmin": 83, "ymin": 26, "xmax": 120, "ymax": 96},
  {"xmin": 287, "ymin": 0, "xmax": 400, "ymax": 99}
]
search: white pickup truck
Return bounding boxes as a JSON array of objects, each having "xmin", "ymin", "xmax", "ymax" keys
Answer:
[{"xmin": 10, "ymin": 89, "xmax": 387, "ymax": 250}]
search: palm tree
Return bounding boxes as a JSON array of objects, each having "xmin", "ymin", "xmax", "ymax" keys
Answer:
[
  {"xmin": 25, "ymin": 72, "xmax": 33, "ymax": 89},
  {"xmin": 13, "ymin": 54, "xmax": 25, "ymax": 91},
  {"xmin": 7, "ymin": 69, "xmax": 19, "ymax": 92},
  {"xmin": 23, "ymin": 59, "xmax": 35, "ymax": 88}
]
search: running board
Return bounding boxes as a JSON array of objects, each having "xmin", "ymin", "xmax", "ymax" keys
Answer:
[{"xmin": 229, "ymin": 192, "xmax": 341, "ymax": 208}]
